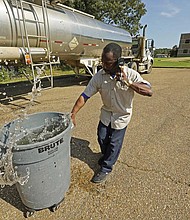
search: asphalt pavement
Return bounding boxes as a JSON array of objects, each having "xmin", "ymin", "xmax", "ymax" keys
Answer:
[{"xmin": 0, "ymin": 68, "xmax": 190, "ymax": 220}]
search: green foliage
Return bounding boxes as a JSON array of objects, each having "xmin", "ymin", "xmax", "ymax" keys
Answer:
[
  {"xmin": 0, "ymin": 67, "xmax": 9, "ymax": 81},
  {"xmin": 154, "ymin": 48, "xmax": 171, "ymax": 57},
  {"xmin": 154, "ymin": 45, "xmax": 179, "ymax": 58},
  {"xmin": 0, "ymin": 64, "xmax": 74, "ymax": 84},
  {"xmin": 0, "ymin": 66, "xmax": 22, "ymax": 82},
  {"xmin": 62, "ymin": 0, "xmax": 146, "ymax": 35},
  {"xmin": 170, "ymin": 45, "xmax": 178, "ymax": 57}
]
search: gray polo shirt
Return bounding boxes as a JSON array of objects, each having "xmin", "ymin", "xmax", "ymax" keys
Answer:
[{"xmin": 83, "ymin": 66, "xmax": 151, "ymax": 129}]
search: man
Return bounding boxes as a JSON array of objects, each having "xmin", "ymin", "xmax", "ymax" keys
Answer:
[{"xmin": 71, "ymin": 43, "xmax": 153, "ymax": 184}]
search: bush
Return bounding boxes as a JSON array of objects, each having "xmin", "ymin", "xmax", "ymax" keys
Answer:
[{"xmin": 0, "ymin": 66, "xmax": 10, "ymax": 82}]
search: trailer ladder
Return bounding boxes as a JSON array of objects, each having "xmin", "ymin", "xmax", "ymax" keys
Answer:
[{"xmin": 15, "ymin": 0, "xmax": 59, "ymax": 90}]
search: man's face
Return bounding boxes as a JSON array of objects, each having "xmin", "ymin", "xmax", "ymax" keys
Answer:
[{"xmin": 101, "ymin": 52, "xmax": 119, "ymax": 75}]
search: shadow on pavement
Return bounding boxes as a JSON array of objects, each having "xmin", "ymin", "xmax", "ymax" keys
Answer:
[
  {"xmin": 0, "ymin": 75, "xmax": 90, "ymax": 105},
  {"xmin": 0, "ymin": 137, "xmax": 100, "ymax": 217},
  {"xmin": 0, "ymin": 184, "xmax": 26, "ymax": 213},
  {"xmin": 71, "ymin": 137, "xmax": 101, "ymax": 173}
]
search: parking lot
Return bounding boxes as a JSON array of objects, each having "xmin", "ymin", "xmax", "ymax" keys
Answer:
[{"xmin": 0, "ymin": 67, "xmax": 190, "ymax": 220}]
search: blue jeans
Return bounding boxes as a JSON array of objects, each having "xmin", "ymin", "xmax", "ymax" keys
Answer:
[{"xmin": 97, "ymin": 121, "xmax": 127, "ymax": 173}]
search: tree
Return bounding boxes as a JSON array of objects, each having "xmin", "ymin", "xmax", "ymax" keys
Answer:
[
  {"xmin": 169, "ymin": 45, "xmax": 178, "ymax": 57},
  {"xmin": 61, "ymin": 0, "xmax": 146, "ymax": 36},
  {"xmin": 154, "ymin": 48, "xmax": 170, "ymax": 57}
]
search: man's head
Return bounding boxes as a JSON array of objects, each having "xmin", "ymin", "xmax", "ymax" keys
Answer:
[{"xmin": 101, "ymin": 43, "xmax": 122, "ymax": 75}]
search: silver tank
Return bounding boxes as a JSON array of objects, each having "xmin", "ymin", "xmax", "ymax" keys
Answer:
[{"xmin": 0, "ymin": 0, "xmax": 132, "ymax": 65}]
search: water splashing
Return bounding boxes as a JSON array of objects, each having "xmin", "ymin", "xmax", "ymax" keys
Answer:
[
  {"xmin": 16, "ymin": 114, "xmax": 70, "ymax": 145},
  {"xmin": 0, "ymin": 112, "xmax": 70, "ymax": 186},
  {"xmin": 0, "ymin": 123, "xmax": 30, "ymax": 186},
  {"xmin": 0, "ymin": 67, "xmax": 44, "ymax": 186}
]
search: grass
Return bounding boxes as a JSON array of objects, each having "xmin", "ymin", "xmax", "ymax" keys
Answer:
[
  {"xmin": 1, "ymin": 57, "xmax": 190, "ymax": 84},
  {"xmin": 0, "ymin": 69, "xmax": 75, "ymax": 85},
  {"xmin": 153, "ymin": 57, "xmax": 190, "ymax": 68}
]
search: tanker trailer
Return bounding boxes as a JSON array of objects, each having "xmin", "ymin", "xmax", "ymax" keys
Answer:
[{"xmin": 0, "ymin": 0, "xmax": 132, "ymax": 83}]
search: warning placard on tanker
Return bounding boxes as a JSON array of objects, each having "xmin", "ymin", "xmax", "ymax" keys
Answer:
[{"xmin": 69, "ymin": 37, "xmax": 79, "ymax": 50}]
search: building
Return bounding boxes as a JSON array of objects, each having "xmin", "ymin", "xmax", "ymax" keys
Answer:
[{"xmin": 177, "ymin": 33, "xmax": 190, "ymax": 57}]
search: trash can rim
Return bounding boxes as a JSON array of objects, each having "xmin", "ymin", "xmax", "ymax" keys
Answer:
[{"xmin": 1, "ymin": 111, "xmax": 72, "ymax": 151}]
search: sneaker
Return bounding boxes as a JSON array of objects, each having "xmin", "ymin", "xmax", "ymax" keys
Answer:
[{"xmin": 91, "ymin": 171, "xmax": 109, "ymax": 183}]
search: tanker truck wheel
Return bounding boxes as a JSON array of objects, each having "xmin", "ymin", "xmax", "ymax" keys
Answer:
[
  {"xmin": 128, "ymin": 62, "xmax": 137, "ymax": 71},
  {"xmin": 146, "ymin": 63, "xmax": 153, "ymax": 74}
]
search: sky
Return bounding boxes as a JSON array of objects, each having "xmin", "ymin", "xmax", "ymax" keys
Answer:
[{"xmin": 140, "ymin": 0, "xmax": 190, "ymax": 48}]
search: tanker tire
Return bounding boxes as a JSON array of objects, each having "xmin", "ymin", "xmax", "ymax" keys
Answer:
[
  {"xmin": 129, "ymin": 62, "xmax": 137, "ymax": 71},
  {"xmin": 146, "ymin": 63, "xmax": 153, "ymax": 74}
]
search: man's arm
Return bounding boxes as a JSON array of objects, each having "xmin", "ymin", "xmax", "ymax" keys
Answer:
[
  {"xmin": 119, "ymin": 67, "xmax": 153, "ymax": 97},
  {"xmin": 71, "ymin": 95, "xmax": 88, "ymax": 126},
  {"xmin": 127, "ymin": 81, "xmax": 153, "ymax": 97}
]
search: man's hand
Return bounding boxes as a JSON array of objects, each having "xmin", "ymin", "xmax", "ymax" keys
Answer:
[
  {"xmin": 115, "ymin": 66, "xmax": 132, "ymax": 86},
  {"xmin": 119, "ymin": 66, "xmax": 153, "ymax": 96},
  {"xmin": 70, "ymin": 95, "xmax": 87, "ymax": 127}
]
